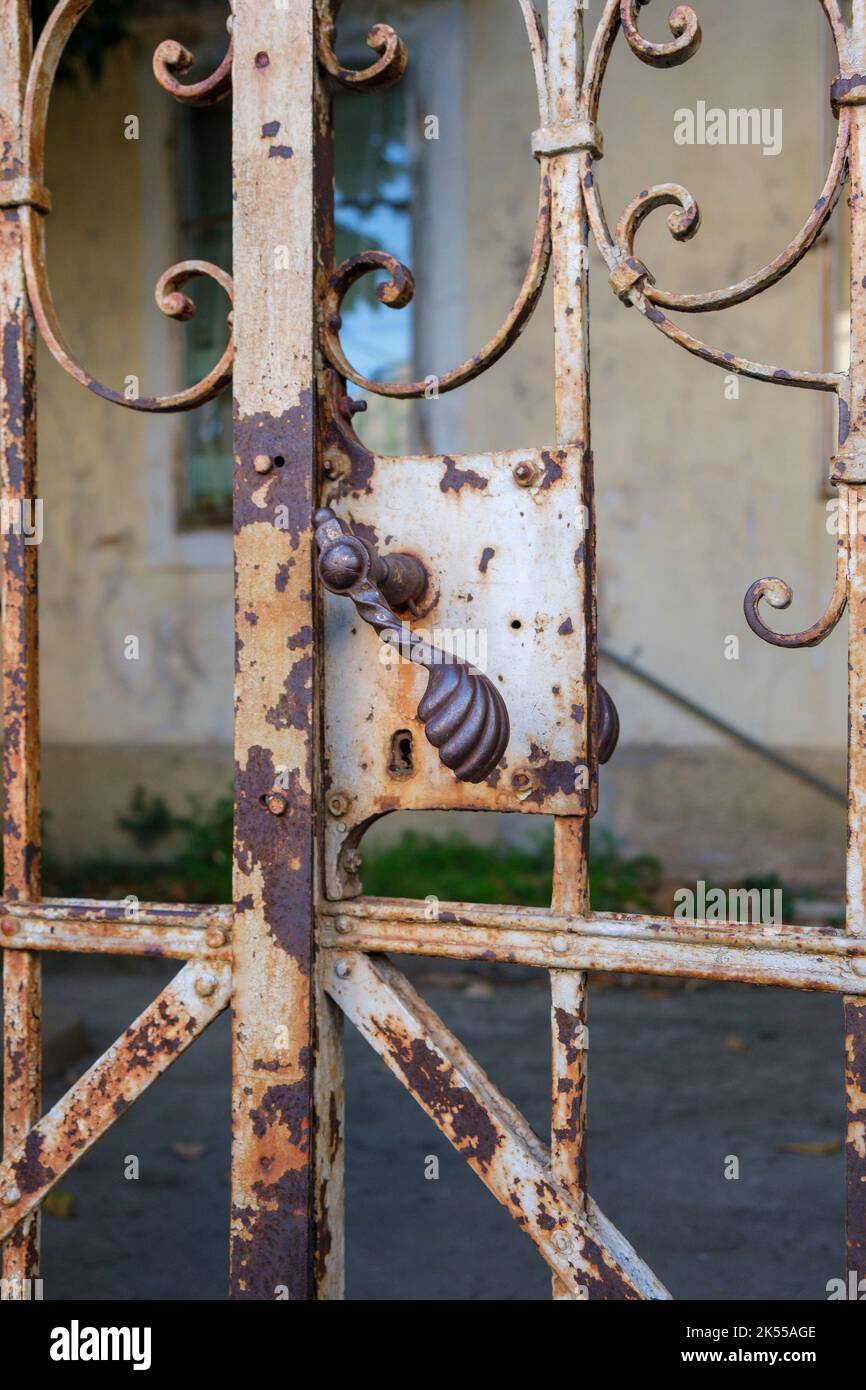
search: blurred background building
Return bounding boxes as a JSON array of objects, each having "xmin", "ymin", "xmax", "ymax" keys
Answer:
[{"xmin": 35, "ymin": 0, "xmax": 850, "ymax": 891}]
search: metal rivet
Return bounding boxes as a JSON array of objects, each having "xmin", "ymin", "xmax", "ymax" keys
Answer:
[
  {"xmin": 334, "ymin": 959, "xmax": 352, "ymax": 979},
  {"xmin": 551, "ymin": 935, "xmax": 568, "ymax": 954},
  {"xmin": 511, "ymin": 768, "xmax": 536, "ymax": 802},
  {"xmin": 852, "ymin": 957, "xmax": 866, "ymax": 977},
  {"xmin": 2, "ymin": 1186, "xmax": 20, "ymax": 1207},
  {"xmin": 334, "ymin": 919, "xmax": 352, "ymax": 935},
  {"xmin": 264, "ymin": 791, "xmax": 288, "ymax": 816},
  {"xmin": 553, "ymin": 1230, "xmax": 570, "ymax": 1251},
  {"xmin": 0, "ymin": 916, "xmax": 16, "ymax": 936},
  {"xmin": 253, "ymin": 453, "xmax": 273, "ymax": 474},
  {"xmin": 195, "ymin": 975, "xmax": 218, "ymax": 998},
  {"xmin": 322, "ymin": 454, "xmax": 346, "ymax": 479},
  {"xmin": 327, "ymin": 792, "xmax": 349, "ymax": 817},
  {"xmin": 205, "ymin": 927, "xmax": 226, "ymax": 950}
]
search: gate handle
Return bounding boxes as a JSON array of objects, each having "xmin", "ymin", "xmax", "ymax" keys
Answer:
[{"xmin": 314, "ymin": 507, "xmax": 510, "ymax": 783}]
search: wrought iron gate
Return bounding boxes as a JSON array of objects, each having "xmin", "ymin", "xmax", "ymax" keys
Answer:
[{"xmin": 1, "ymin": 0, "xmax": 865, "ymax": 1301}]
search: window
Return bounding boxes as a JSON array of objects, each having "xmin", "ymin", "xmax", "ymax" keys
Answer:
[
  {"xmin": 178, "ymin": 99, "xmax": 233, "ymax": 524},
  {"xmin": 333, "ymin": 82, "xmax": 413, "ymax": 456},
  {"xmin": 175, "ymin": 80, "xmax": 412, "ymax": 524}
]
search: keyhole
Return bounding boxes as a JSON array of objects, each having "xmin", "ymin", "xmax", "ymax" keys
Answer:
[{"xmin": 388, "ymin": 729, "xmax": 415, "ymax": 778}]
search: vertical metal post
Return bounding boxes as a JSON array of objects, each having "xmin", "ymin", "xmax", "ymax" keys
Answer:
[
  {"xmin": 312, "ymin": 0, "xmax": 344, "ymax": 1299},
  {"xmin": 230, "ymin": 0, "xmax": 317, "ymax": 1299},
  {"xmin": 547, "ymin": 0, "xmax": 592, "ymax": 1301},
  {"xmin": 844, "ymin": 0, "xmax": 866, "ymax": 1291},
  {"xmin": 0, "ymin": 0, "xmax": 41, "ymax": 1297}
]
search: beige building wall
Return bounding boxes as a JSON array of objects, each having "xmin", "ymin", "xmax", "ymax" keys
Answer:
[
  {"xmin": 35, "ymin": 0, "xmax": 848, "ymax": 887},
  {"xmin": 451, "ymin": 0, "xmax": 846, "ymax": 888},
  {"xmin": 39, "ymin": 7, "xmax": 233, "ymax": 860}
]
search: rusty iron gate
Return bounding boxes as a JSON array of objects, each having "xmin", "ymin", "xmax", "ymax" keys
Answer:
[{"xmin": 1, "ymin": 0, "xmax": 866, "ymax": 1302}]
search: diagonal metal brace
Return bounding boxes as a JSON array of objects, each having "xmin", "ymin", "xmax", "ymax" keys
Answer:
[
  {"xmin": 0, "ymin": 960, "xmax": 230, "ymax": 1241},
  {"xmin": 323, "ymin": 949, "xmax": 670, "ymax": 1300}
]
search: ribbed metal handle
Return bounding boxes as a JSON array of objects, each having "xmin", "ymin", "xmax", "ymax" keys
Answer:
[{"xmin": 314, "ymin": 507, "xmax": 510, "ymax": 783}]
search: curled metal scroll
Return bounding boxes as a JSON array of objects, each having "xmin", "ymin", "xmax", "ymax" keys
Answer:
[
  {"xmin": 318, "ymin": 0, "xmax": 553, "ymax": 399},
  {"xmin": 21, "ymin": 0, "xmax": 234, "ymax": 413},
  {"xmin": 744, "ymin": 489, "xmax": 851, "ymax": 649},
  {"xmin": 620, "ymin": 0, "xmax": 702, "ymax": 68},
  {"xmin": 317, "ymin": 0, "xmax": 407, "ymax": 90},
  {"xmin": 579, "ymin": 0, "xmax": 849, "ymax": 390},
  {"xmin": 152, "ymin": 37, "xmax": 233, "ymax": 107}
]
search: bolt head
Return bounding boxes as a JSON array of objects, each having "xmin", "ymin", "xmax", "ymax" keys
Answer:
[
  {"xmin": 511, "ymin": 769, "xmax": 534, "ymax": 794},
  {"xmin": 327, "ymin": 792, "xmax": 349, "ymax": 817},
  {"xmin": 334, "ymin": 959, "xmax": 352, "ymax": 979},
  {"xmin": 512, "ymin": 461, "xmax": 537, "ymax": 488},
  {"xmin": 553, "ymin": 1230, "xmax": 570, "ymax": 1252},
  {"xmin": 195, "ymin": 975, "xmax": 217, "ymax": 998},
  {"xmin": 264, "ymin": 791, "xmax": 288, "ymax": 816},
  {"xmin": 253, "ymin": 453, "xmax": 273, "ymax": 474}
]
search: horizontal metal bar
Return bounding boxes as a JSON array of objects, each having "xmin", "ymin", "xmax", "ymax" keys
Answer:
[
  {"xmin": 0, "ymin": 900, "xmax": 233, "ymax": 961},
  {"xmin": 323, "ymin": 896, "xmax": 859, "ymax": 957},
  {"xmin": 320, "ymin": 898, "xmax": 866, "ymax": 994},
  {"xmin": 324, "ymin": 950, "xmax": 669, "ymax": 1299},
  {"xmin": 1, "ymin": 897, "xmax": 233, "ymax": 926},
  {"xmin": 0, "ymin": 960, "xmax": 231, "ymax": 1240}
]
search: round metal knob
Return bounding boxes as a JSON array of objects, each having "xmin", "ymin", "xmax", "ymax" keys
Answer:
[
  {"xmin": 596, "ymin": 682, "xmax": 620, "ymax": 764},
  {"xmin": 318, "ymin": 536, "xmax": 369, "ymax": 592}
]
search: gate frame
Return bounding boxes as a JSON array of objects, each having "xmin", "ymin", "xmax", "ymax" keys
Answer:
[{"xmin": 1, "ymin": 0, "xmax": 865, "ymax": 1301}]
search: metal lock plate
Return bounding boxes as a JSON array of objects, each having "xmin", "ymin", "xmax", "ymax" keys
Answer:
[{"xmin": 322, "ymin": 444, "xmax": 593, "ymax": 898}]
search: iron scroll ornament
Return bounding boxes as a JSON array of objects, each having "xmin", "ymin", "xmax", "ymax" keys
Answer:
[
  {"xmin": 322, "ymin": 0, "xmax": 855, "ymax": 653},
  {"xmin": 314, "ymin": 509, "xmax": 511, "ymax": 784},
  {"xmin": 16, "ymin": 0, "xmax": 235, "ymax": 413}
]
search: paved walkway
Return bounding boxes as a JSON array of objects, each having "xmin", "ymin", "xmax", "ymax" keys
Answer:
[{"xmin": 35, "ymin": 956, "xmax": 842, "ymax": 1300}]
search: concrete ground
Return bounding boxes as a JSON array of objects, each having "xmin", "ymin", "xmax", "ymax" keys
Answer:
[{"xmin": 29, "ymin": 954, "xmax": 844, "ymax": 1301}]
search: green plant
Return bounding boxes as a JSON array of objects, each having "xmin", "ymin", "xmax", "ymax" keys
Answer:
[
  {"xmin": 116, "ymin": 786, "xmax": 175, "ymax": 850},
  {"xmin": 361, "ymin": 828, "xmax": 661, "ymax": 911},
  {"xmin": 45, "ymin": 787, "xmax": 663, "ymax": 915}
]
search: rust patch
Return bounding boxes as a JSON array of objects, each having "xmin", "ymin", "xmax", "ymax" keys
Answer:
[
  {"xmin": 13, "ymin": 1130, "xmax": 55, "ymax": 1195},
  {"xmin": 440, "ymin": 457, "xmax": 488, "ymax": 494},
  {"xmin": 382, "ymin": 1030, "xmax": 500, "ymax": 1171},
  {"xmin": 539, "ymin": 450, "xmax": 564, "ymax": 489}
]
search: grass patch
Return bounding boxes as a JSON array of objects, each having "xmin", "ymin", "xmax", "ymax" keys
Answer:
[
  {"xmin": 349, "ymin": 829, "xmax": 661, "ymax": 910},
  {"xmin": 42, "ymin": 788, "xmax": 663, "ymax": 913}
]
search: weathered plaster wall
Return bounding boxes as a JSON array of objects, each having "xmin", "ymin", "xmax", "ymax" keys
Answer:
[
  {"xmin": 35, "ymin": 0, "xmax": 848, "ymax": 886},
  {"xmin": 38, "ymin": 12, "xmax": 233, "ymax": 859},
  {"xmin": 449, "ymin": 0, "xmax": 847, "ymax": 885}
]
